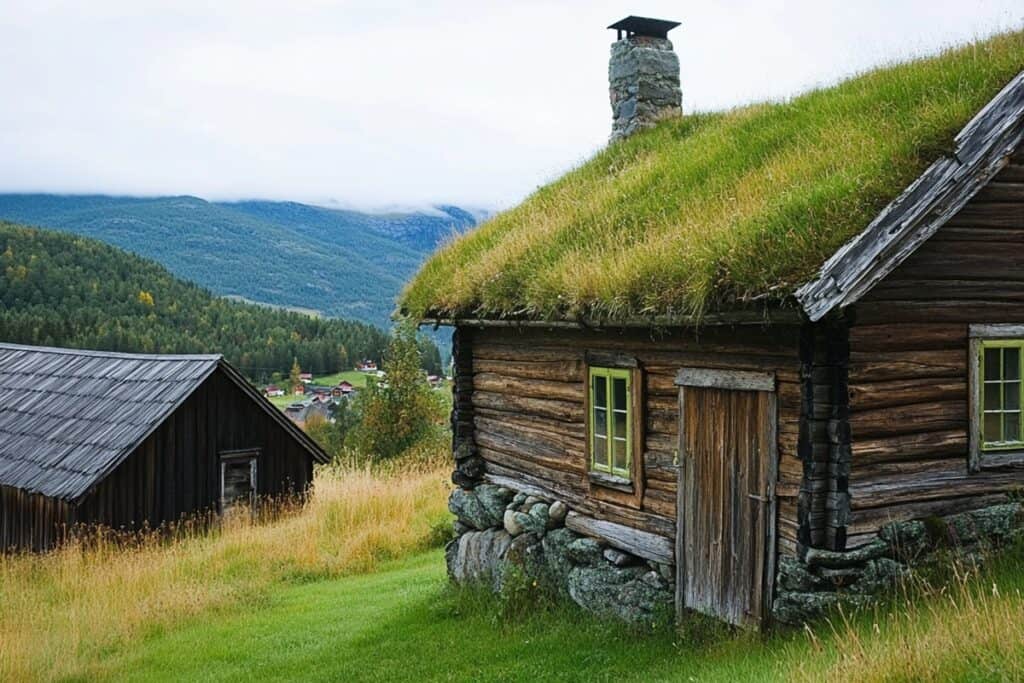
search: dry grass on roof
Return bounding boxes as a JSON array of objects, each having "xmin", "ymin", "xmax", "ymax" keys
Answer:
[{"xmin": 402, "ymin": 29, "xmax": 1024, "ymax": 323}]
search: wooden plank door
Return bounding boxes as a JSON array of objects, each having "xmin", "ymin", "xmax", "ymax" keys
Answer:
[{"xmin": 674, "ymin": 369, "xmax": 777, "ymax": 627}]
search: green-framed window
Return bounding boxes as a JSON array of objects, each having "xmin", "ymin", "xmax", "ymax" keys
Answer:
[
  {"xmin": 980, "ymin": 340, "xmax": 1024, "ymax": 450},
  {"xmin": 589, "ymin": 367, "xmax": 632, "ymax": 478}
]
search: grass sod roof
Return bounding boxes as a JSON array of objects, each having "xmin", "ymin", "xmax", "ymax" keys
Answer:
[{"xmin": 401, "ymin": 30, "xmax": 1024, "ymax": 324}]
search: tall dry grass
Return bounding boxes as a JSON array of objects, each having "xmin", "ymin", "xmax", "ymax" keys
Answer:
[
  {"xmin": 793, "ymin": 562, "xmax": 1024, "ymax": 682},
  {"xmin": 0, "ymin": 457, "xmax": 451, "ymax": 680}
]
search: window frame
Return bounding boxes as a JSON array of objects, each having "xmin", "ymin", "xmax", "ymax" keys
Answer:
[
  {"xmin": 583, "ymin": 352, "xmax": 645, "ymax": 507},
  {"xmin": 968, "ymin": 325, "xmax": 1024, "ymax": 472},
  {"xmin": 219, "ymin": 448, "xmax": 259, "ymax": 511},
  {"xmin": 588, "ymin": 366, "xmax": 633, "ymax": 480}
]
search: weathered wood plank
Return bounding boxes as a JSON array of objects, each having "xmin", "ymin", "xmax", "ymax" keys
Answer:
[
  {"xmin": 566, "ymin": 511, "xmax": 674, "ymax": 564},
  {"xmin": 848, "ymin": 349, "xmax": 965, "ymax": 382},
  {"xmin": 848, "ymin": 378, "xmax": 964, "ymax": 411},
  {"xmin": 675, "ymin": 368, "xmax": 775, "ymax": 391},
  {"xmin": 473, "ymin": 358, "xmax": 584, "ymax": 382},
  {"xmin": 472, "ymin": 390, "xmax": 581, "ymax": 423},
  {"xmin": 473, "ymin": 372, "xmax": 583, "ymax": 402},
  {"xmin": 852, "ymin": 429, "xmax": 967, "ymax": 464}
]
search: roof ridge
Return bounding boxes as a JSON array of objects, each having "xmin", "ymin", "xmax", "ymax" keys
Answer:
[{"xmin": 0, "ymin": 342, "xmax": 223, "ymax": 362}]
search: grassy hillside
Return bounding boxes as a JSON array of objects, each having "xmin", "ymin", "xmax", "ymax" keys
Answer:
[
  {"xmin": 0, "ymin": 194, "xmax": 478, "ymax": 327},
  {"xmin": 3, "ymin": 452, "xmax": 1024, "ymax": 680},
  {"xmin": 0, "ymin": 221, "xmax": 391, "ymax": 379},
  {"xmin": 403, "ymin": 30, "xmax": 1024, "ymax": 322}
]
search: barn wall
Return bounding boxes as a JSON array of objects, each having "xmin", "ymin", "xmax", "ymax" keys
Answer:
[
  {"xmin": 74, "ymin": 369, "xmax": 315, "ymax": 532},
  {"xmin": 844, "ymin": 149, "xmax": 1024, "ymax": 548},
  {"xmin": 462, "ymin": 324, "xmax": 804, "ymax": 561},
  {"xmin": 0, "ymin": 485, "xmax": 75, "ymax": 551}
]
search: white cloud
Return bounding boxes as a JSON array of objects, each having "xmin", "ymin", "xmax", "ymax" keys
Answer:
[{"xmin": 0, "ymin": 0, "xmax": 1020, "ymax": 209}]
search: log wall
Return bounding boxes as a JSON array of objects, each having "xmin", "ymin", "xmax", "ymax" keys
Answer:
[
  {"xmin": 844, "ymin": 149, "xmax": 1024, "ymax": 548},
  {"xmin": 465, "ymin": 324, "xmax": 804, "ymax": 560}
]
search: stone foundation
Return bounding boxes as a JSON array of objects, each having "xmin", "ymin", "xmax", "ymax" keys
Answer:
[
  {"xmin": 448, "ymin": 483, "xmax": 1024, "ymax": 626},
  {"xmin": 773, "ymin": 502, "xmax": 1024, "ymax": 625},
  {"xmin": 447, "ymin": 484, "xmax": 674, "ymax": 624}
]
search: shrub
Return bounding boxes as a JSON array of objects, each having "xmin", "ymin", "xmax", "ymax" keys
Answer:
[{"xmin": 346, "ymin": 323, "xmax": 447, "ymax": 460}]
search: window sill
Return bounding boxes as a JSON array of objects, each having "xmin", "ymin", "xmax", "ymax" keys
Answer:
[
  {"xmin": 588, "ymin": 471, "xmax": 634, "ymax": 493},
  {"xmin": 975, "ymin": 450, "xmax": 1024, "ymax": 472}
]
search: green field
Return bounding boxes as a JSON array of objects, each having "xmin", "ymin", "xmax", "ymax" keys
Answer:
[
  {"xmin": 90, "ymin": 552, "xmax": 756, "ymax": 682},
  {"xmin": 75, "ymin": 547, "xmax": 1024, "ymax": 682},
  {"xmin": 5, "ymin": 453, "xmax": 1024, "ymax": 682},
  {"xmin": 313, "ymin": 370, "xmax": 375, "ymax": 388},
  {"xmin": 265, "ymin": 370, "xmax": 375, "ymax": 410}
]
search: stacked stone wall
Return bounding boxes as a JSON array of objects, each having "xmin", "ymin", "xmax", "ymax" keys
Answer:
[
  {"xmin": 609, "ymin": 36, "xmax": 682, "ymax": 142},
  {"xmin": 447, "ymin": 483, "xmax": 674, "ymax": 624},
  {"xmin": 774, "ymin": 502, "xmax": 1024, "ymax": 624}
]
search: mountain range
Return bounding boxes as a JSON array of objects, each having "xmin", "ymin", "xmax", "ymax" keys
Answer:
[{"xmin": 0, "ymin": 194, "xmax": 484, "ymax": 327}]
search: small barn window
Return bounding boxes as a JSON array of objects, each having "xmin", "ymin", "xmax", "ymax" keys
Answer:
[
  {"xmin": 969, "ymin": 326, "xmax": 1024, "ymax": 471},
  {"xmin": 220, "ymin": 450, "xmax": 258, "ymax": 509},
  {"xmin": 589, "ymin": 367, "xmax": 633, "ymax": 480}
]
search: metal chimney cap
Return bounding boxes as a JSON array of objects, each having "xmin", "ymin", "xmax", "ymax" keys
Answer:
[{"xmin": 607, "ymin": 16, "xmax": 681, "ymax": 40}]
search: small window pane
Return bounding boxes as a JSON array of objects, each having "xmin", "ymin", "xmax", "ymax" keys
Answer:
[
  {"xmin": 985, "ymin": 412, "xmax": 1002, "ymax": 443},
  {"xmin": 985, "ymin": 382, "xmax": 1003, "ymax": 410},
  {"xmin": 1007, "ymin": 413, "xmax": 1022, "ymax": 442},
  {"xmin": 612, "ymin": 438, "xmax": 628, "ymax": 472},
  {"xmin": 985, "ymin": 348, "xmax": 1001, "ymax": 381},
  {"xmin": 1007, "ymin": 349, "xmax": 1021, "ymax": 381},
  {"xmin": 593, "ymin": 435, "xmax": 608, "ymax": 468},
  {"xmin": 612, "ymin": 377, "xmax": 628, "ymax": 411},
  {"xmin": 613, "ymin": 409, "xmax": 627, "ymax": 441},
  {"xmin": 593, "ymin": 374, "xmax": 607, "ymax": 408},
  {"xmin": 594, "ymin": 406, "xmax": 607, "ymax": 438},
  {"xmin": 1007, "ymin": 382, "xmax": 1021, "ymax": 411}
]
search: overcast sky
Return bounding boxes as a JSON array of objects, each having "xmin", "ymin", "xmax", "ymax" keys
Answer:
[{"xmin": 0, "ymin": 1, "xmax": 1021, "ymax": 210}]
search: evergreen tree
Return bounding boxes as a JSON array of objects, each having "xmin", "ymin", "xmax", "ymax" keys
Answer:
[{"xmin": 0, "ymin": 222, "xmax": 449, "ymax": 381}]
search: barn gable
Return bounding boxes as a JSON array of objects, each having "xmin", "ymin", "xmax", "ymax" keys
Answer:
[{"xmin": 0, "ymin": 344, "xmax": 326, "ymax": 503}]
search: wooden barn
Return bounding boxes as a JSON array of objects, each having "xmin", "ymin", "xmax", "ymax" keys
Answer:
[
  {"xmin": 403, "ymin": 23, "xmax": 1024, "ymax": 626},
  {"xmin": 0, "ymin": 343, "xmax": 328, "ymax": 551}
]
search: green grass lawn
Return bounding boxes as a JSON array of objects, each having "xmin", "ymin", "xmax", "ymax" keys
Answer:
[
  {"xmin": 89, "ymin": 552, "xmax": 779, "ymax": 682},
  {"xmin": 61, "ymin": 545, "xmax": 1024, "ymax": 682}
]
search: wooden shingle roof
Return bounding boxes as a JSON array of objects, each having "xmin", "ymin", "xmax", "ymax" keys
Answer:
[{"xmin": 0, "ymin": 344, "xmax": 221, "ymax": 500}]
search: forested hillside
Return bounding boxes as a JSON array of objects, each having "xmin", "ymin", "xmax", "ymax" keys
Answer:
[
  {"xmin": 0, "ymin": 221, "xmax": 391, "ymax": 381},
  {"xmin": 0, "ymin": 194, "xmax": 481, "ymax": 327}
]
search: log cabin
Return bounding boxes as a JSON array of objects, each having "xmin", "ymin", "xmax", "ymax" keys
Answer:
[
  {"xmin": 0, "ymin": 343, "xmax": 328, "ymax": 551},
  {"xmin": 402, "ymin": 20, "xmax": 1024, "ymax": 626}
]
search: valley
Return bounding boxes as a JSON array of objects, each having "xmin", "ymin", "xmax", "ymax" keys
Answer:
[{"xmin": 0, "ymin": 194, "xmax": 484, "ymax": 328}]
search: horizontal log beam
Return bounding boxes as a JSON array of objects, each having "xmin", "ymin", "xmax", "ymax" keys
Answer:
[{"xmin": 565, "ymin": 511, "xmax": 674, "ymax": 564}]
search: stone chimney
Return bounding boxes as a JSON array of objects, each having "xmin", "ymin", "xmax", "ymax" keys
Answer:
[{"xmin": 607, "ymin": 16, "xmax": 682, "ymax": 142}]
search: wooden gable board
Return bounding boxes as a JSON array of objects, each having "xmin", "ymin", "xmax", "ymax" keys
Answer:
[{"xmin": 797, "ymin": 70, "xmax": 1024, "ymax": 322}]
